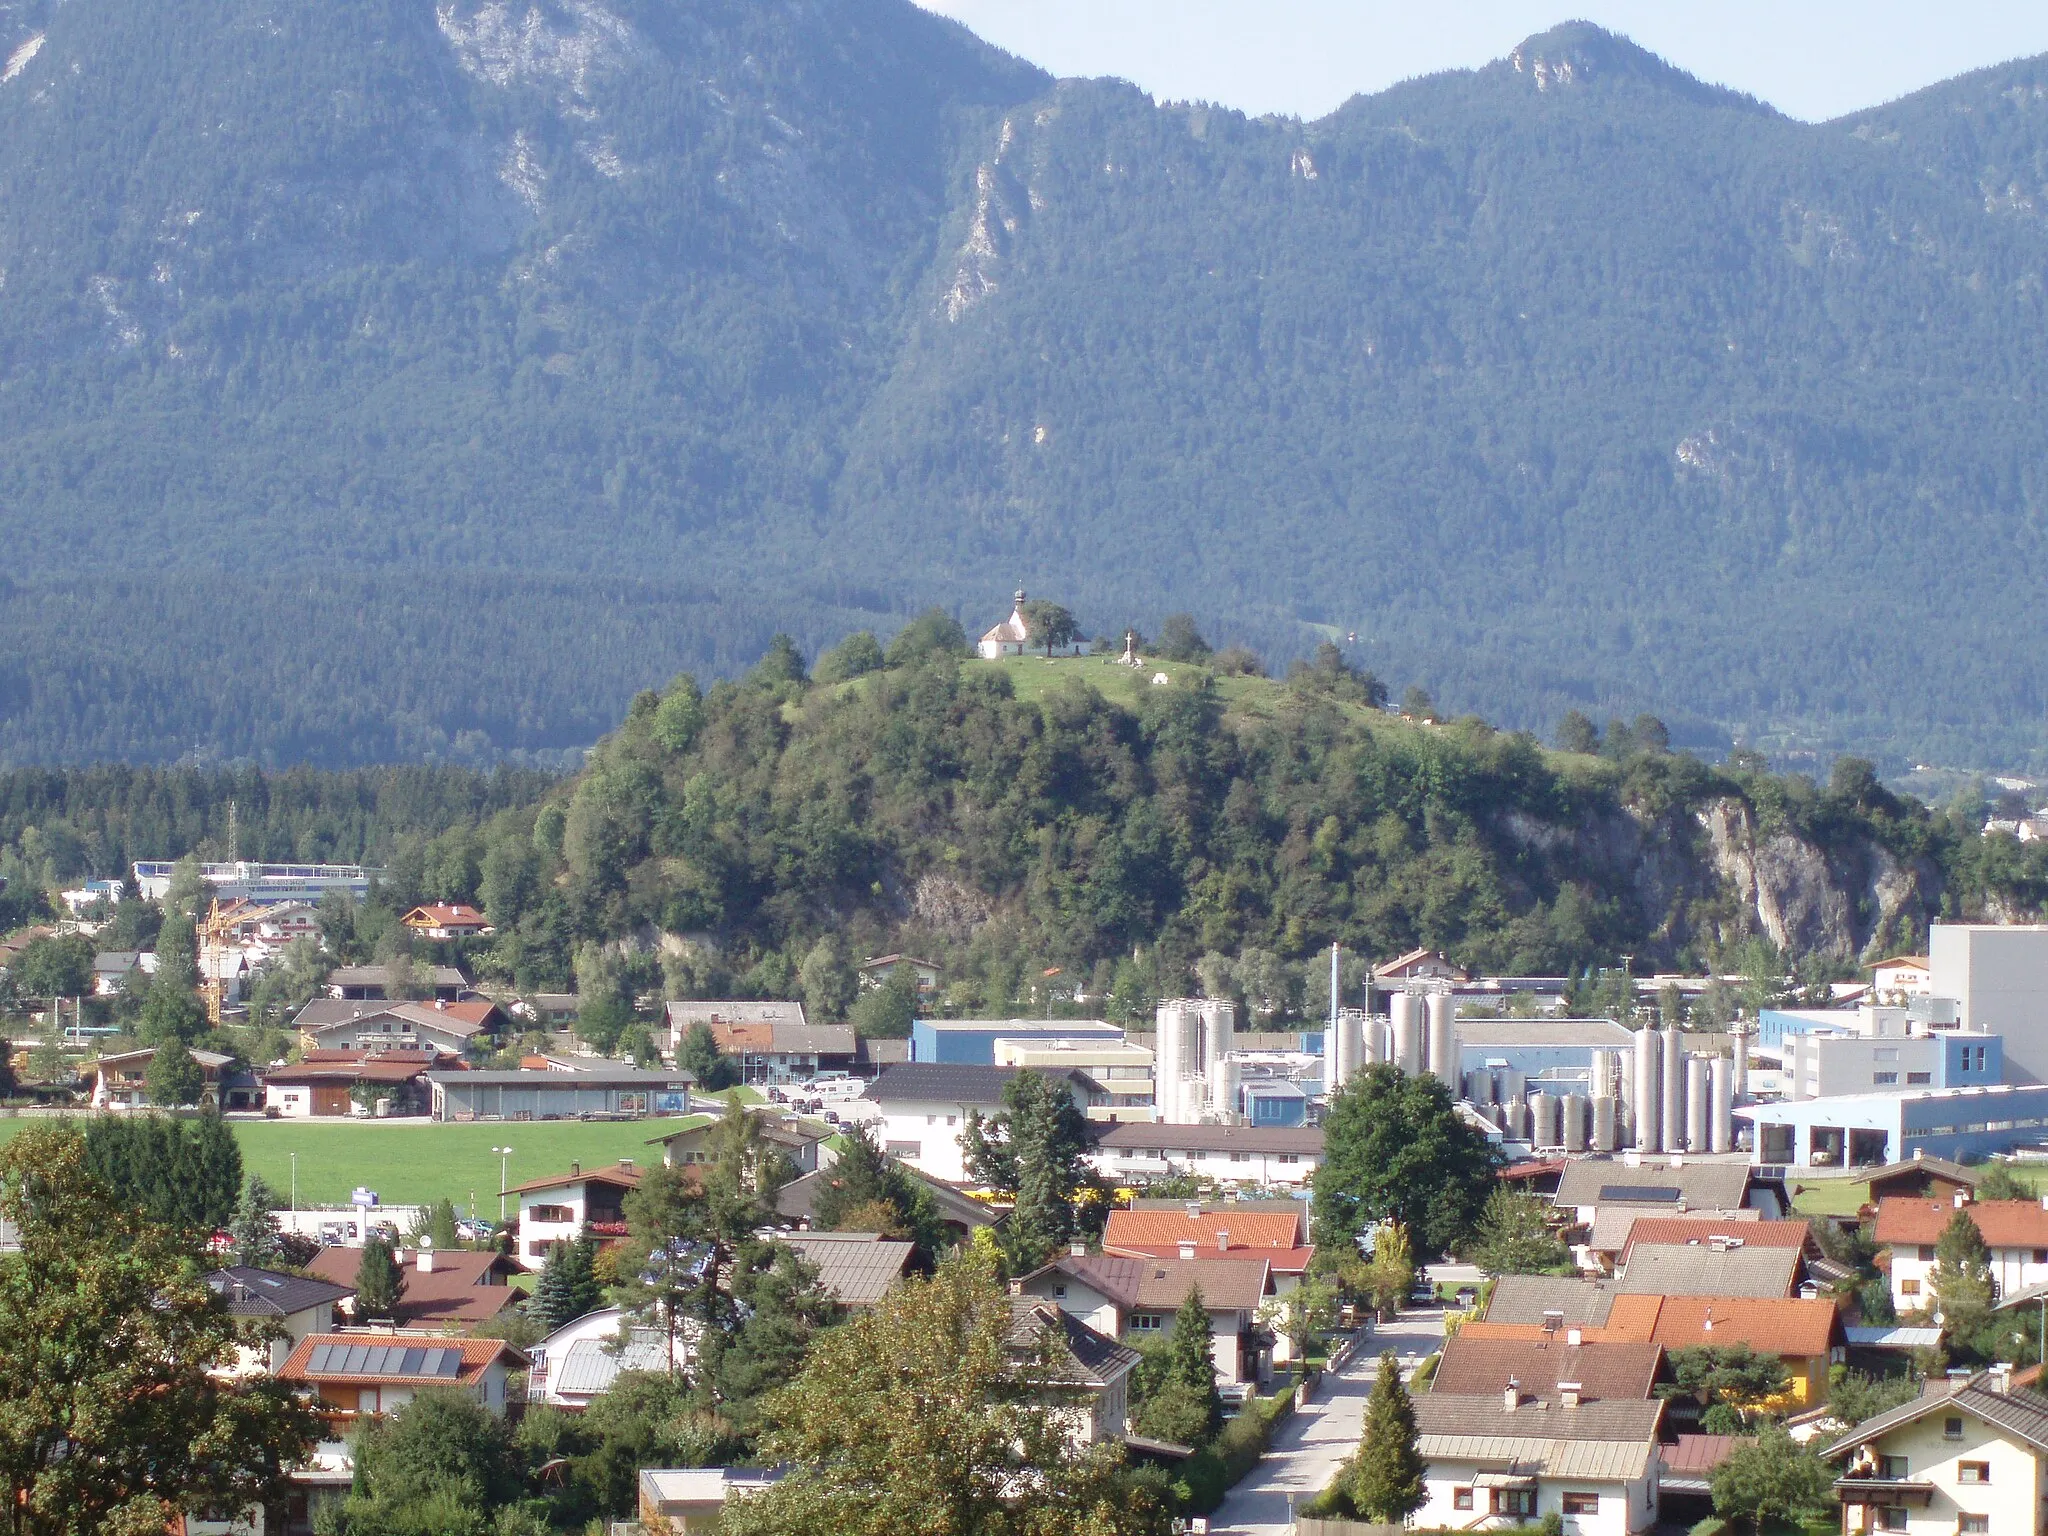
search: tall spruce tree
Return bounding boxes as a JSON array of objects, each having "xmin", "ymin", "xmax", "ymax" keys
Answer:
[
  {"xmin": 1933, "ymin": 1205, "xmax": 1994, "ymax": 1351},
  {"xmin": 228, "ymin": 1177, "xmax": 285, "ymax": 1267},
  {"xmin": 355, "ymin": 1234, "xmax": 406, "ymax": 1321},
  {"xmin": 1348, "ymin": 1351, "xmax": 1425, "ymax": 1522},
  {"xmin": 1134, "ymin": 1288, "xmax": 1222, "ymax": 1447},
  {"xmin": 810, "ymin": 1121, "xmax": 948, "ymax": 1268},
  {"xmin": 532, "ymin": 1241, "xmax": 582, "ymax": 1332},
  {"xmin": 961, "ymin": 1070, "xmax": 1101, "ymax": 1273},
  {"xmin": 145, "ymin": 1037, "xmax": 205, "ymax": 1107}
]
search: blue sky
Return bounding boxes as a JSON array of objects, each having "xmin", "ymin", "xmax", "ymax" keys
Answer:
[{"xmin": 915, "ymin": 3, "xmax": 2048, "ymax": 122}]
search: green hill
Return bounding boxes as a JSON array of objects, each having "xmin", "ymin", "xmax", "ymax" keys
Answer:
[{"xmin": 2, "ymin": 8, "xmax": 2047, "ymax": 768}]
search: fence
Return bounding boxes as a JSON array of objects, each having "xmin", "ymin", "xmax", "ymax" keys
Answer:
[{"xmin": 1294, "ymin": 1521, "xmax": 1406, "ymax": 1536}]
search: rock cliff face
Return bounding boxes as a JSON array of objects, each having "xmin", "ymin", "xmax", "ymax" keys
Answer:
[{"xmin": 1698, "ymin": 798, "xmax": 1939, "ymax": 959}]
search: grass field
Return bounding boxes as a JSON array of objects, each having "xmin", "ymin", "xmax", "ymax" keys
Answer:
[
  {"xmin": 0, "ymin": 1115, "xmax": 708, "ymax": 1219},
  {"xmin": 1790, "ymin": 1161, "xmax": 2048, "ymax": 1219}
]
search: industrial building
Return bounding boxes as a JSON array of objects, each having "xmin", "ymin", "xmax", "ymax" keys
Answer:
[
  {"xmin": 131, "ymin": 860, "xmax": 380, "ymax": 907},
  {"xmin": 424, "ymin": 1069, "xmax": 696, "ymax": 1122},
  {"xmin": 1929, "ymin": 924, "xmax": 2048, "ymax": 1083},
  {"xmin": 1152, "ymin": 999, "xmax": 1239, "ymax": 1124},
  {"xmin": 908, "ymin": 1018, "xmax": 1123, "ymax": 1065},
  {"xmin": 1737, "ymin": 1082, "xmax": 2048, "ymax": 1168},
  {"xmin": 1783, "ymin": 1028, "xmax": 2000, "ymax": 1098}
]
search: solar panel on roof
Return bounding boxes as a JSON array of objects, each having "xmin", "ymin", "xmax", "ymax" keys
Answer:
[
  {"xmin": 307, "ymin": 1342, "xmax": 462, "ymax": 1377},
  {"xmin": 1599, "ymin": 1185, "xmax": 1682, "ymax": 1202}
]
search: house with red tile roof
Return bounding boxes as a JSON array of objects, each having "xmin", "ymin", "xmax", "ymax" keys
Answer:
[
  {"xmin": 400, "ymin": 904, "xmax": 494, "ymax": 939},
  {"xmin": 306, "ymin": 1244, "xmax": 520, "ymax": 1331},
  {"xmin": 1876, "ymin": 1197, "xmax": 2048, "ymax": 1316},
  {"xmin": 1430, "ymin": 1334, "xmax": 1662, "ymax": 1404}
]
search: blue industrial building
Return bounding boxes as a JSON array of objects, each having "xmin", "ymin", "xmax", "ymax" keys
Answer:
[
  {"xmin": 909, "ymin": 1018, "xmax": 1124, "ymax": 1065},
  {"xmin": 1238, "ymin": 1079, "xmax": 1308, "ymax": 1127},
  {"xmin": 1739, "ymin": 1082, "xmax": 2048, "ymax": 1169}
]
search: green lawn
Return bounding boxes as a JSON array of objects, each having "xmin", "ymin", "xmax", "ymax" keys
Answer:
[
  {"xmin": 0, "ymin": 1115, "xmax": 707, "ymax": 1220},
  {"xmin": 1789, "ymin": 1178, "xmax": 1872, "ymax": 1217}
]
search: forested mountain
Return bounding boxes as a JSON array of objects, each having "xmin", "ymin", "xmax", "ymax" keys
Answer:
[{"xmin": 2, "ymin": 6, "xmax": 2048, "ymax": 768}]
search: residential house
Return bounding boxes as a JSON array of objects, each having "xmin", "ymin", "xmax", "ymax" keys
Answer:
[
  {"xmin": 1876, "ymin": 1197, "xmax": 2048, "ymax": 1314},
  {"xmin": 204, "ymin": 1266, "xmax": 357, "ymax": 1373},
  {"xmin": 1012, "ymin": 1251, "xmax": 1274, "ymax": 1388},
  {"xmin": 1100, "ymin": 1203, "xmax": 1313, "ymax": 1362},
  {"xmin": 1867, "ymin": 1156, "xmax": 1982, "ymax": 1207},
  {"xmin": 652, "ymin": 1112, "xmax": 831, "ymax": 1174},
  {"xmin": 306, "ymin": 1244, "xmax": 520, "ymax": 1331},
  {"xmin": 664, "ymin": 1000, "xmax": 809, "ymax": 1059},
  {"xmin": 1461, "ymin": 1294, "xmax": 1845, "ymax": 1403},
  {"xmin": 294, "ymin": 997, "xmax": 504, "ymax": 1056},
  {"xmin": 427, "ymin": 1068, "xmax": 694, "ymax": 1122},
  {"xmin": 279, "ymin": 1331, "xmax": 523, "ymax": 1439},
  {"xmin": 520, "ymin": 992, "xmax": 580, "ymax": 1027},
  {"xmin": 528, "ymin": 1307, "xmax": 684, "ymax": 1409},
  {"xmin": 326, "ymin": 963, "xmax": 467, "ymax": 1002},
  {"xmin": 1374, "ymin": 948, "xmax": 1471, "ymax": 985},
  {"xmin": 1552, "ymin": 1159, "xmax": 1767, "ymax": 1231},
  {"xmin": 399, "ymin": 904, "xmax": 493, "ymax": 939},
  {"xmin": 1429, "ymin": 1335, "xmax": 1663, "ymax": 1403},
  {"xmin": 1585, "ymin": 1205, "xmax": 1760, "ymax": 1265},
  {"xmin": 252, "ymin": 903, "xmax": 323, "ymax": 946},
  {"xmin": 664, "ymin": 1005, "xmax": 856, "ymax": 1084},
  {"xmin": 1871, "ymin": 956, "xmax": 1935, "ymax": 1003},
  {"xmin": 1008, "ymin": 1296, "xmax": 1142, "ymax": 1446},
  {"xmin": 774, "ymin": 1158, "xmax": 1000, "ymax": 1245},
  {"xmin": 864, "ymin": 1062, "xmax": 1106, "ymax": 1183},
  {"xmin": 976, "ymin": 589, "xmax": 1083, "ymax": 659},
  {"xmin": 1616, "ymin": 1242, "xmax": 1804, "ymax": 1300},
  {"xmin": 85, "ymin": 1046, "xmax": 259, "ymax": 1111},
  {"xmin": 503, "ymin": 1161, "xmax": 646, "ymax": 1270},
  {"xmin": 91, "ymin": 949, "xmax": 150, "ymax": 996},
  {"xmin": 1826, "ymin": 1368, "xmax": 2048, "ymax": 1536},
  {"xmin": 1412, "ymin": 1392, "xmax": 1665, "ymax": 1536},
  {"xmin": 1484, "ymin": 1276, "xmax": 1625, "ymax": 1327},
  {"xmin": 263, "ymin": 1049, "xmax": 456, "ymax": 1118},
  {"xmin": 638, "ymin": 1469, "xmax": 784, "ymax": 1535},
  {"xmin": 858, "ymin": 954, "xmax": 941, "ymax": 995},
  {"xmin": 1086, "ymin": 1121, "xmax": 1324, "ymax": 1189},
  {"xmin": 775, "ymin": 1232, "xmax": 916, "ymax": 1308}
]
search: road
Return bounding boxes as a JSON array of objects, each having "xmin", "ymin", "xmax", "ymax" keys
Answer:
[{"xmin": 1208, "ymin": 1308, "xmax": 1447, "ymax": 1535}]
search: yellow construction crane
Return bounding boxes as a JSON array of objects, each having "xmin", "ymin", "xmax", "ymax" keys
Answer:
[{"xmin": 200, "ymin": 897, "xmax": 234, "ymax": 1028}]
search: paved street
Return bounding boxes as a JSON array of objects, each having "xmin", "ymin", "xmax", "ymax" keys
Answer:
[{"xmin": 1208, "ymin": 1309, "xmax": 1446, "ymax": 1535}]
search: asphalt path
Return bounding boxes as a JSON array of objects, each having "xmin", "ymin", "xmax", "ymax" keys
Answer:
[{"xmin": 1207, "ymin": 1308, "xmax": 1447, "ymax": 1535}]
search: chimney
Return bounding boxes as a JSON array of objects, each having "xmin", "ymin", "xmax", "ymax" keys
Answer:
[
  {"xmin": 1504, "ymin": 1380, "xmax": 1521, "ymax": 1411},
  {"xmin": 1178, "ymin": 1240, "xmax": 1198, "ymax": 1261},
  {"xmin": 417, "ymin": 1239, "xmax": 435, "ymax": 1274},
  {"xmin": 1566, "ymin": 1326, "xmax": 1584, "ymax": 1348},
  {"xmin": 1948, "ymin": 1368, "xmax": 1973, "ymax": 1395},
  {"xmin": 1701, "ymin": 1307, "xmax": 1714, "ymax": 1334},
  {"xmin": 1990, "ymin": 1363, "xmax": 2013, "ymax": 1395},
  {"xmin": 435, "ymin": 998, "xmax": 446, "ymax": 1010},
  {"xmin": 1008, "ymin": 1279, "xmax": 1023, "ymax": 1295},
  {"xmin": 1185, "ymin": 1202, "xmax": 1203, "ymax": 1219},
  {"xmin": 1956, "ymin": 1190, "xmax": 1968, "ymax": 1209},
  {"xmin": 1216, "ymin": 1229, "xmax": 1231, "ymax": 1253},
  {"xmin": 1072, "ymin": 1241, "xmax": 1090, "ymax": 1258},
  {"xmin": 1559, "ymin": 1381, "xmax": 1583, "ymax": 1408},
  {"xmin": 619, "ymin": 1159, "xmax": 634, "ymax": 1173},
  {"xmin": 571, "ymin": 1161, "xmax": 580, "ymax": 1176},
  {"xmin": 1913, "ymin": 1147, "xmax": 1925, "ymax": 1160}
]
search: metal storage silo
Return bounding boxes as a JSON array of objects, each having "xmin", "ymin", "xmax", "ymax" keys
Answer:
[
  {"xmin": 1661, "ymin": 1025, "xmax": 1684, "ymax": 1152},
  {"xmin": 1633, "ymin": 1029, "xmax": 1661, "ymax": 1152},
  {"xmin": 1710, "ymin": 1055, "xmax": 1735, "ymax": 1153},
  {"xmin": 1686, "ymin": 1054, "xmax": 1709, "ymax": 1153},
  {"xmin": 1426, "ymin": 992, "xmax": 1457, "ymax": 1084},
  {"xmin": 1391, "ymin": 992, "xmax": 1420, "ymax": 1075},
  {"xmin": 1592, "ymin": 1093, "xmax": 1618, "ymax": 1152},
  {"xmin": 1532, "ymin": 1093, "xmax": 1560, "ymax": 1148},
  {"xmin": 1563, "ymin": 1092, "xmax": 1588, "ymax": 1152}
]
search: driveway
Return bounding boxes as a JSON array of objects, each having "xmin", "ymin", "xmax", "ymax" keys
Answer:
[{"xmin": 1208, "ymin": 1308, "xmax": 1446, "ymax": 1535}]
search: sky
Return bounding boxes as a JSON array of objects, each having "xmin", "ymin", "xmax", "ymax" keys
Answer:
[{"xmin": 914, "ymin": 2, "xmax": 2048, "ymax": 123}]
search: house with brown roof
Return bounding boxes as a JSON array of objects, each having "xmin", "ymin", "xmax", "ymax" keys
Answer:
[
  {"xmin": 1825, "ymin": 1367, "xmax": 2048, "ymax": 1536},
  {"xmin": 1413, "ymin": 1392, "xmax": 1666, "ymax": 1536},
  {"xmin": 400, "ymin": 904, "xmax": 493, "ymax": 939},
  {"xmin": 86, "ymin": 1045, "xmax": 259, "ymax": 1111},
  {"xmin": 774, "ymin": 1158, "xmax": 1000, "ymax": 1244},
  {"xmin": 1430, "ymin": 1335, "xmax": 1662, "ymax": 1404},
  {"xmin": 327, "ymin": 963, "xmax": 469, "ymax": 1001},
  {"xmin": 262, "ymin": 1048, "xmax": 459, "ymax": 1118},
  {"xmin": 296, "ymin": 997, "xmax": 504, "ymax": 1055},
  {"xmin": 503, "ymin": 1160, "xmax": 649, "ymax": 1271},
  {"xmin": 306, "ymin": 1244, "xmax": 520, "ymax": 1331},
  {"xmin": 279, "ymin": 1331, "xmax": 524, "ymax": 1437},
  {"xmin": 1374, "ymin": 948, "xmax": 1471, "ymax": 984},
  {"xmin": 1865, "ymin": 1156, "xmax": 1981, "ymax": 1208},
  {"xmin": 1616, "ymin": 1242, "xmax": 1804, "ymax": 1300},
  {"xmin": 1876, "ymin": 1197, "xmax": 2048, "ymax": 1317},
  {"xmin": 1100, "ymin": 1204, "xmax": 1315, "ymax": 1366},
  {"xmin": 776, "ymin": 1232, "xmax": 916, "ymax": 1308},
  {"xmin": 1462, "ymin": 1293, "xmax": 1845, "ymax": 1403},
  {"xmin": 205, "ymin": 1266, "xmax": 358, "ymax": 1374},
  {"xmin": 1008, "ymin": 1296, "xmax": 1143, "ymax": 1446},
  {"xmin": 652, "ymin": 1113, "xmax": 831, "ymax": 1175},
  {"xmin": 1012, "ymin": 1251, "xmax": 1275, "ymax": 1388},
  {"xmin": 858, "ymin": 954, "xmax": 941, "ymax": 996}
]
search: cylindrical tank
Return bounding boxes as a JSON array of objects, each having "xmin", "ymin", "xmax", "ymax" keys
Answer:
[
  {"xmin": 1211, "ymin": 1051, "xmax": 1240, "ymax": 1119},
  {"xmin": 1633, "ymin": 1029, "xmax": 1661, "ymax": 1152},
  {"xmin": 1531, "ymin": 1093, "xmax": 1560, "ymax": 1148},
  {"xmin": 1323, "ymin": 1006, "xmax": 1344, "ymax": 1098},
  {"xmin": 1592, "ymin": 1094, "xmax": 1618, "ymax": 1152},
  {"xmin": 1427, "ymin": 992, "xmax": 1456, "ymax": 1083},
  {"xmin": 1391, "ymin": 992, "xmax": 1420, "ymax": 1075},
  {"xmin": 1733, "ymin": 1027, "xmax": 1750, "ymax": 1103},
  {"xmin": 1563, "ymin": 1092, "xmax": 1588, "ymax": 1152},
  {"xmin": 1661, "ymin": 1025, "xmax": 1685, "ymax": 1154},
  {"xmin": 1362, "ymin": 1015, "xmax": 1384, "ymax": 1066},
  {"xmin": 1502, "ymin": 1069, "xmax": 1526, "ymax": 1109},
  {"xmin": 1686, "ymin": 1054, "xmax": 1710, "ymax": 1153},
  {"xmin": 1710, "ymin": 1055, "xmax": 1735, "ymax": 1153},
  {"xmin": 1497, "ymin": 1097, "xmax": 1523, "ymax": 1140},
  {"xmin": 1154, "ymin": 1001, "xmax": 1181, "ymax": 1123}
]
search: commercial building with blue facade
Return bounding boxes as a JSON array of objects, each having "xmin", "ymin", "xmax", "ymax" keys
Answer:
[{"xmin": 1739, "ymin": 1082, "xmax": 2048, "ymax": 1169}]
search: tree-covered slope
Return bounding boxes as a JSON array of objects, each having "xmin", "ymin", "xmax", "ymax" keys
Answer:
[{"xmin": 2, "ymin": 9, "xmax": 2047, "ymax": 768}]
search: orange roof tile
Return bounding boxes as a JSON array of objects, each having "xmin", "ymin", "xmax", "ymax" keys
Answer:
[
  {"xmin": 1875, "ymin": 1198, "xmax": 2048, "ymax": 1249},
  {"xmin": 1103, "ymin": 1209, "xmax": 1304, "ymax": 1251},
  {"xmin": 1459, "ymin": 1294, "xmax": 1840, "ymax": 1358},
  {"xmin": 279, "ymin": 1331, "xmax": 521, "ymax": 1386}
]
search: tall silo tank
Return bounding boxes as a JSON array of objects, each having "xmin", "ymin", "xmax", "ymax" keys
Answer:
[
  {"xmin": 1592, "ymin": 1094, "xmax": 1618, "ymax": 1152},
  {"xmin": 1710, "ymin": 1055, "xmax": 1735, "ymax": 1153},
  {"xmin": 1633, "ymin": 1029, "xmax": 1661, "ymax": 1152},
  {"xmin": 1426, "ymin": 991, "xmax": 1457, "ymax": 1081},
  {"xmin": 1532, "ymin": 1092, "xmax": 1560, "ymax": 1148},
  {"xmin": 1661, "ymin": 1025, "xmax": 1684, "ymax": 1151},
  {"xmin": 1391, "ymin": 993, "xmax": 1420, "ymax": 1075},
  {"xmin": 1686, "ymin": 1053, "xmax": 1710, "ymax": 1153},
  {"xmin": 1563, "ymin": 1092, "xmax": 1588, "ymax": 1152}
]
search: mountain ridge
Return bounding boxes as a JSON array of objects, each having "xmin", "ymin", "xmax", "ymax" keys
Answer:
[{"xmin": 0, "ymin": 3, "xmax": 2045, "ymax": 770}]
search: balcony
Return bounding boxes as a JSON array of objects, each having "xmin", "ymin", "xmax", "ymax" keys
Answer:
[{"xmin": 1834, "ymin": 1479, "xmax": 1936, "ymax": 1507}]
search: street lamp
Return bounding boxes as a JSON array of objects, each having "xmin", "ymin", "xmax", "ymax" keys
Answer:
[
  {"xmin": 289, "ymin": 1152, "xmax": 297, "ymax": 1212},
  {"xmin": 492, "ymin": 1147, "xmax": 514, "ymax": 1222}
]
